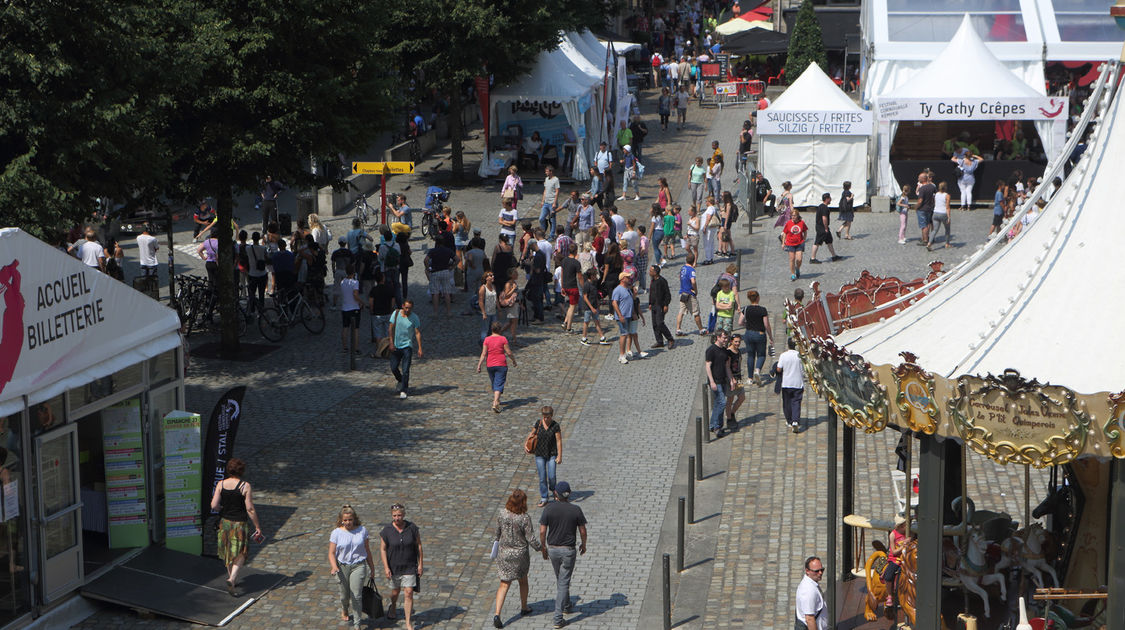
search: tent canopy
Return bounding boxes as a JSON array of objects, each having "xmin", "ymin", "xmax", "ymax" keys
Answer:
[
  {"xmin": 0, "ymin": 228, "xmax": 181, "ymax": 417},
  {"xmin": 722, "ymin": 27, "xmax": 790, "ymax": 55},
  {"xmin": 490, "ymin": 49, "xmax": 597, "ymax": 102},
  {"xmin": 716, "ymin": 12, "xmax": 774, "ymax": 36},
  {"xmin": 758, "ymin": 63, "xmax": 870, "ymax": 206},
  {"xmin": 772, "ymin": 62, "xmax": 867, "ymax": 111},
  {"xmin": 837, "ymin": 62, "xmax": 1125, "ymax": 395},
  {"xmin": 883, "ymin": 15, "xmax": 1045, "ymax": 99}
]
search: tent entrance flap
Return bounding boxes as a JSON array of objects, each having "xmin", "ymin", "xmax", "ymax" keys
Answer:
[{"xmin": 80, "ymin": 547, "xmax": 285, "ymax": 626}]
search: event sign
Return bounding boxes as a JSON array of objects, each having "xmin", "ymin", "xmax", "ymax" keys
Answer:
[
  {"xmin": 102, "ymin": 399, "xmax": 147, "ymax": 548},
  {"xmin": 716, "ymin": 53, "xmax": 730, "ymax": 81},
  {"xmin": 0, "ymin": 229, "xmax": 180, "ymax": 412},
  {"xmin": 875, "ymin": 97, "xmax": 1068, "ymax": 121},
  {"xmin": 164, "ymin": 410, "xmax": 202, "ymax": 554},
  {"xmin": 757, "ymin": 110, "xmax": 873, "ymax": 136},
  {"xmin": 714, "ymin": 83, "xmax": 738, "ymax": 96}
]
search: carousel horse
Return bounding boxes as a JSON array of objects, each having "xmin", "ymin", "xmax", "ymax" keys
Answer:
[
  {"xmin": 946, "ymin": 527, "xmax": 1008, "ymax": 618},
  {"xmin": 863, "ymin": 538, "xmax": 917, "ymax": 625},
  {"xmin": 1001, "ymin": 523, "xmax": 1058, "ymax": 588}
]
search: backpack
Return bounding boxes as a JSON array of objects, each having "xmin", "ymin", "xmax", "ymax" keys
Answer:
[
  {"xmin": 381, "ymin": 243, "xmax": 401, "ymax": 268},
  {"xmin": 238, "ymin": 243, "xmax": 250, "ymax": 269},
  {"xmin": 730, "ymin": 203, "xmax": 739, "ymax": 225}
]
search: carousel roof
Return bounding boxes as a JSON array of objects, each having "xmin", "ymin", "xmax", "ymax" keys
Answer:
[{"xmin": 834, "ymin": 66, "xmax": 1123, "ymax": 395}]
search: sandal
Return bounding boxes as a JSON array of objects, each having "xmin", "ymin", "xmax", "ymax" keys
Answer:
[
  {"xmin": 492, "ymin": 404, "xmax": 501, "ymax": 413},
  {"xmin": 386, "ymin": 605, "xmax": 396, "ymax": 620},
  {"xmin": 341, "ymin": 611, "xmax": 350, "ymax": 621},
  {"xmin": 537, "ymin": 500, "xmax": 548, "ymax": 507}
]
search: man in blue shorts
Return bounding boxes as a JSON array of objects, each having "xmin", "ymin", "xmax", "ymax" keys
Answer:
[{"xmin": 611, "ymin": 272, "xmax": 647, "ymax": 364}]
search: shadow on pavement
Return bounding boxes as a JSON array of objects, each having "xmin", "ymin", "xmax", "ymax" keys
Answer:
[
  {"xmin": 567, "ymin": 592, "xmax": 630, "ymax": 624},
  {"xmin": 411, "ymin": 604, "xmax": 467, "ymax": 627}
]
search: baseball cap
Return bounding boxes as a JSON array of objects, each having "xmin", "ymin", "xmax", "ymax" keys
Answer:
[
  {"xmin": 555, "ymin": 481, "xmax": 572, "ymax": 497},
  {"xmin": 473, "ymin": 227, "xmax": 482, "ymax": 234},
  {"xmin": 623, "ymin": 144, "xmax": 632, "ymax": 152}
]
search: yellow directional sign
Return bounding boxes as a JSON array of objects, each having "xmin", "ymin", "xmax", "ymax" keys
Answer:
[{"xmin": 352, "ymin": 161, "xmax": 415, "ymax": 175}]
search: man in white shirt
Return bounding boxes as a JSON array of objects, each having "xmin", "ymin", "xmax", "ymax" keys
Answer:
[
  {"xmin": 609, "ymin": 207, "xmax": 626, "ymax": 239},
  {"xmin": 594, "ymin": 141, "xmax": 612, "ymax": 175},
  {"xmin": 70, "ymin": 228, "xmax": 105, "ymax": 272},
  {"xmin": 135, "ymin": 224, "xmax": 160, "ymax": 276},
  {"xmin": 795, "ymin": 556, "xmax": 828, "ymax": 630},
  {"xmin": 540, "ymin": 166, "xmax": 561, "ymax": 239},
  {"xmin": 776, "ymin": 338, "xmax": 805, "ymax": 432}
]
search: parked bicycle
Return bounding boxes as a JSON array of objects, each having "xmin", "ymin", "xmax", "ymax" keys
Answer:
[
  {"xmin": 174, "ymin": 274, "xmax": 249, "ymax": 337},
  {"xmin": 257, "ymin": 286, "xmax": 326, "ymax": 341},
  {"xmin": 353, "ymin": 193, "xmax": 379, "ymax": 228}
]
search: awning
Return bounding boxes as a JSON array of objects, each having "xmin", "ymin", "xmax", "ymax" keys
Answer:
[
  {"xmin": 723, "ymin": 28, "xmax": 791, "ymax": 56},
  {"xmin": 0, "ymin": 228, "xmax": 182, "ymax": 417}
]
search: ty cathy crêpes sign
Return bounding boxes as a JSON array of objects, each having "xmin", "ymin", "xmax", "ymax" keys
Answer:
[
  {"xmin": 876, "ymin": 97, "xmax": 1068, "ymax": 121},
  {"xmin": 757, "ymin": 110, "xmax": 872, "ymax": 135}
]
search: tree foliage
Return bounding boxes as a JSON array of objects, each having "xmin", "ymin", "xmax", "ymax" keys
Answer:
[
  {"xmin": 784, "ymin": 0, "xmax": 827, "ymax": 81},
  {"xmin": 0, "ymin": 1, "xmax": 171, "ymax": 239},
  {"xmin": 383, "ymin": 0, "xmax": 617, "ymax": 177}
]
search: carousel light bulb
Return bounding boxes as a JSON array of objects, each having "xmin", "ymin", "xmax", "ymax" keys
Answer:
[
  {"xmin": 1034, "ymin": 256, "xmax": 1043, "ymax": 264},
  {"xmin": 969, "ymin": 342, "xmax": 978, "ymax": 350},
  {"xmin": 978, "ymin": 332, "xmax": 987, "ymax": 339},
  {"xmin": 989, "ymin": 320, "xmax": 997, "ymax": 328}
]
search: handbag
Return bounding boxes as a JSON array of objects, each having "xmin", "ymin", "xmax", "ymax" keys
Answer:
[
  {"xmin": 706, "ymin": 309, "xmax": 717, "ymax": 333},
  {"xmin": 502, "ymin": 187, "xmax": 515, "ymax": 200},
  {"xmin": 636, "ymin": 160, "xmax": 646, "ymax": 178},
  {"xmin": 362, "ymin": 576, "xmax": 384, "ymax": 618},
  {"xmin": 523, "ymin": 423, "xmax": 538, "ymax": 454},
  {"xmin": 490, "ymin": 540, "xmax": 500, "ymax": 561}
]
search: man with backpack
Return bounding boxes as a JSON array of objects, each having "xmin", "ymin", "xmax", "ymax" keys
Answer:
[
  {"xmin": 629, "ymin": 117, "xmax": 649, "ymax": 160},
  {"xmin": 377, "ymin": 226, "xmax": 403, "ymax": 305},
  {"xmin": 330, "ymin": 238, "xmax": 354, "ymax": 311}
]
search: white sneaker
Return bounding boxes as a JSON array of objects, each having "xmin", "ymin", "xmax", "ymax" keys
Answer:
[
  {"xmin": 638, "ymin": 351, "xmax": 650, "ymax": 358},
  {"xmin": 618, "ymin": 355, "xmax": 629, "ymax": 364},
  {"xmin": 399, "ymin": 392, "xmax": 408, "ymax": 399},
  {"xmin": 616, "ymin": 195, "xmax": 627, "ymax": 201},
  {"xmin": 633, "ymin": 195, "xmax": 641, "ymax": 201},
  {"xmin": 897, "ymin": 239, "xmax": 906, "ymax": 245}
]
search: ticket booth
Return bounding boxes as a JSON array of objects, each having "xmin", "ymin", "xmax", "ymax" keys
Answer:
[{"xmin": 0, "ymin": 228, "xmax": 183, "ymax": 625}]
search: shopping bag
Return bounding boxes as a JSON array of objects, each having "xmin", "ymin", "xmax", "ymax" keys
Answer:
[
  {"xmin": 706, "ymin": 309, "xmax": 717, "ymax": 333},
  {"xmin": 490, "ymin": 540, "xmax": 500, "ymax": 561},
  {"xmin": 362, "ymin": 576, "xmax": 384, "ymax": 618}
]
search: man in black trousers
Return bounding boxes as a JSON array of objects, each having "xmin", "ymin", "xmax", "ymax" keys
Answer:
[{"xmin": 648, "ymin": 265, "xmax": 675, "ymax": 349}]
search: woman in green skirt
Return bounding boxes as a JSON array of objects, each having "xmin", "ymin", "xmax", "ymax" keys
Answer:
[{"xmin": 209, "ymin": 458, "xmax": 263, "ymax": 596}]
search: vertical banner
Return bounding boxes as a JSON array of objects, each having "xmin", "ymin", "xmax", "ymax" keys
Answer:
[
  {"xmin": 201, "ymin": 386, "xmax": 246, "ymax": 517},
  {"xmin": 163, "ymin": 410, "xmax": 202, "ymax": 554},
  {"xmin": 102, "ymin": 399, "xmax": 147, "ymax": 548},
  {"xmin": 474, "ymin": 76, "xmax": 490, "ymax": 154}
]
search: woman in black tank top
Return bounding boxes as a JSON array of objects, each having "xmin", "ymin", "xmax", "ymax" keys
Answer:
[{"xmin": 209, "ymin": 458, "xmax": 262, "ymax": 596}]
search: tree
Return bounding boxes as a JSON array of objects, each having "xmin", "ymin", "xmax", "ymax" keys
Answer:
[
  {"xmin": 384, "ymin": 0, "xmax": 617, "ymax": 179},
  {"xmin": 0, "ymin": 1, "xmax": 171, "ymax": 239},
  {"xmin": 784, "ymin": 0, "xmax": 827, "ymax": 81},
  {"xmin": 156, "ymin": 0, "xmax": 399, "ymax": 355}
]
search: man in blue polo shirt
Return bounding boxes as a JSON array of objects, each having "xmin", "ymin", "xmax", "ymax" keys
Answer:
[{"xmin": 675, "ymin": 252, "xmax": 705, "ymax": 335}]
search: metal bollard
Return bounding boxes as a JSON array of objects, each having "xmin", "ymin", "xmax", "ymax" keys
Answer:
[
  {"xmin": 676, "ymin": 498, "xmax": 685, "ymax": 573},
  {"xmin": 702, "ymin": 385, "xmax": 710, "ymax": 441},
  {"xmin": 348, "ymin": 319, "xmax": 357, "ymax": 371},
  {"xmin": 695, "ymin": 417, "xmax": 704, "ymax": 476},
  {"xmin": 663, "ymin": 553, "xmax": 672, "ymax": 630},
  {"xmin": 687, "ymin": 456, "xmax": 696, "ymax": 524}
]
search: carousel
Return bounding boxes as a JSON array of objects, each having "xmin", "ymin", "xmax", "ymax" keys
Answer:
[{"xmin": 785, "ymin": 45, "xmax": 1125, "ymax": 630}]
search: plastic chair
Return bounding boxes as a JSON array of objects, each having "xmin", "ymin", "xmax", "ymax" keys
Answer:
[
  {"xmin": 767, "ymin": 68, "xmax": 785, "ymax": 86},
  {"xmin": 745, "ymin": 80, "xmax": 765, "ymax": 96}
]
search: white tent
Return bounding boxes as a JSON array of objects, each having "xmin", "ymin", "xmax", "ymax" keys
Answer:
[
  {"xmin": 871, "ymin": 16, "xmax": 1067, "ymax": 196},
  {"xmin": 0, "ymin": 228, "xmax": 181, "ymax": 417},
  {"xmin": 482, "ymin": 46, "xmax": 601, "ymax": 180},
  {"xmin": 757, "ymin": 63, "xmax": 872, "ymax": 206}
]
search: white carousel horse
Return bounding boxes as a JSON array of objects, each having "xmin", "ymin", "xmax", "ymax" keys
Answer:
[
  {"xmin": 1018, "ymin": 524, "xmax": 1058, "ymax": 588},
  {"xmin": 950, "ymin": 527, "xmax": 1008, "ymax": 618}
]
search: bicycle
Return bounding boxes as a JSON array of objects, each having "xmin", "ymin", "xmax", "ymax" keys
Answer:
[
  {"xmin": 174, "ymin": 274, "xmax": 249, "ymax": 337},
  {"xmin": 257, "ymin": 286, "xmax": 326, "ymax": 341},
  {"xmin": 353, "ymin": 193, "xmax": 378, "ymax": 228},
  {"xmin": 419, "ymin": 209, "xmax": 438, "ymax": 238}
]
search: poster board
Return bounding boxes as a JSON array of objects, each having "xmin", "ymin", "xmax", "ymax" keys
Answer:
[
  {"xmin": 102, "ymin": 399, "xmax": 147, "ymax": 548},
  {"xmin": 163, "ymin": 410, "xmax": 202, "ymax": 554}
]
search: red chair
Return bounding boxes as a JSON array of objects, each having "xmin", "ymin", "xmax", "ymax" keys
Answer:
[
  {"xmin": 767, "ymin": 68, "xmax": 785, "ymax": 86},
  {"xmin": 745, "ymin": 80, "xmax": 765, "ymax": 96}
]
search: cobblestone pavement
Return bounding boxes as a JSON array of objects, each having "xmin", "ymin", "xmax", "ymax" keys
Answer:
[{"xmin": 74, "ymin": 88, "xmax": 732, "ymax": 630}]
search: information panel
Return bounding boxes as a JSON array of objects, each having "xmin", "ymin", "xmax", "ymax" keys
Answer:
[
  {"xmin": 163, "ymin": 410, "xmax": 202, "ymax": 555},
  {"xmin": 102, "ymin": 399, "xmax": 147, "ymax": 548}
]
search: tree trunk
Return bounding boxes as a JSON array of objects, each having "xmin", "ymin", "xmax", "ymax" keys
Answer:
[
  {"xmin": 214, "ymin": 188, "xmax": 240, "ymax": 357},
  {"xmin": 449, "ymin": 87, "xmax": 464, "ymax": 181}
]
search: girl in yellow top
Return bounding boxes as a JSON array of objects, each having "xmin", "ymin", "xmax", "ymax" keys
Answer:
[{"xmin": 714, "ymin": 277, "xmax": 738, "ymax": 332}]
